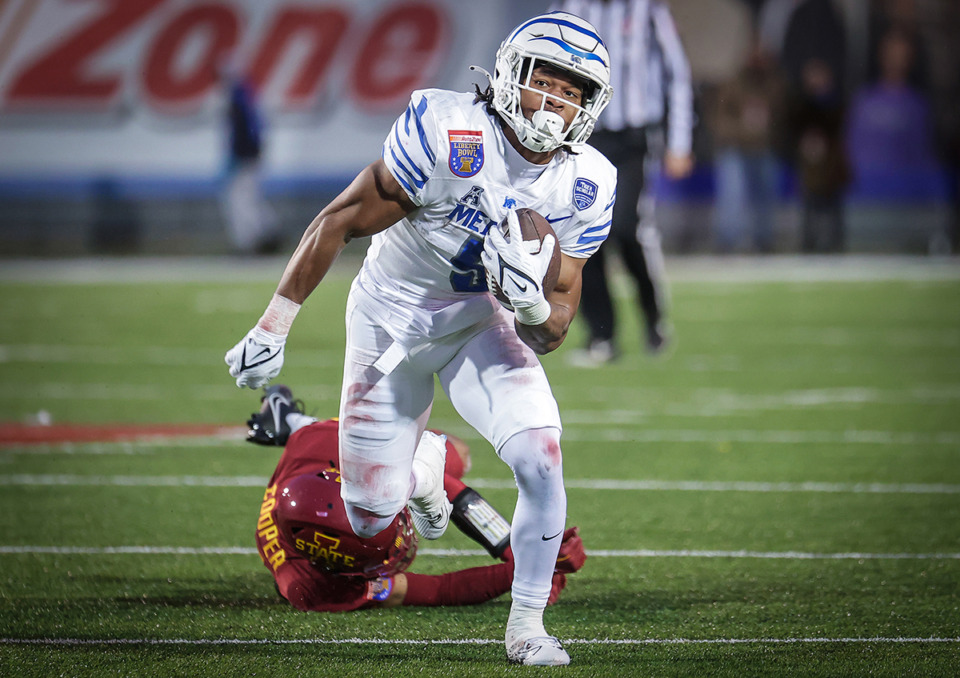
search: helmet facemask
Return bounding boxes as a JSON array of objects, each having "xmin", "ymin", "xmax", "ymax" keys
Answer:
[{"xmin": 485, "ymin": 12, "xmax": 614, "ymax": 153}]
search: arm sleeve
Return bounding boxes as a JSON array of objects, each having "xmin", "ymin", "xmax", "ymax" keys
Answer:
[
  {"xmin": 566, "ymin": 189, "xmax": 615, "ymax": 258},
  {"xmin": 381, "ymin": 91, "xmax": 440, "ymax": 206},
  {"xmin": 560, "ymin": 157, "xmax": 617, "ymax": 259},
  {"xmin": 401, "ymin": 562, "xmax": 513, "ymax": 607},
  {"xmin": 651, "ymin": 2, "xmax": 694, "ymax": 155}
]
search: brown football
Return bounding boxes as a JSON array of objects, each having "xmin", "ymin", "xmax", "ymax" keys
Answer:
[{"xmin": 489, "ymin": 207, "xmax": 562, "ymax": 308}]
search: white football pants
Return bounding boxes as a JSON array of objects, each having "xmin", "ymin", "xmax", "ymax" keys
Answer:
[{"xmin": 337, "ymin": 300, "xmax": 565, "ymax": 607}]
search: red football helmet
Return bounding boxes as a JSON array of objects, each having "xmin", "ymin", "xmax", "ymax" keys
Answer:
[{"xmin": 275, "ymin": 468, "xmax": 418, "ymax": 578}]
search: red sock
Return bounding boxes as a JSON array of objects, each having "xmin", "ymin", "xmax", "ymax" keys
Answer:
[{"xmin": 443, "ymin": 474, "xmax": 467, "ymax": 500}]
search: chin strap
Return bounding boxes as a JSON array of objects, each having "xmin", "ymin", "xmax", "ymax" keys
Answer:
[{"xmin": 469, "ymin": 65, "xmax": 494, "ymax": 89}]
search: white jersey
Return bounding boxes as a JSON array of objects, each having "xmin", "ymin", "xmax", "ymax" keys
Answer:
[{"xmin": 352, "ymin": 88, "xmax": 616, "ymax": 347}]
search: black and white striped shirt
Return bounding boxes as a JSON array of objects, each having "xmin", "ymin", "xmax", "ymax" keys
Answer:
[{"xmin": 553, "ymin": 0, "xmax": 694, "ymax": 154}]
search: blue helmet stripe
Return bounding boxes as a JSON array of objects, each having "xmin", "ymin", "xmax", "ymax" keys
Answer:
[
  {"xmin": 508, "ymin": 16, "xmax": 607, "ymax": 59},
  {"xmin": 530, "ymin": 36, "xmax": 606, "ymax": 65}
]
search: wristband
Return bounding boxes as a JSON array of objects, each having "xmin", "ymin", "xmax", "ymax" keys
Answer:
[
  {"xmin": 250, "ymin": 325, "xmax": 287, "ymax": 347},
  {"xmin": 257, "ymin": 294, "xmax": 301, "ymax": 337},
  {"xmin": 513, "ymin": 296, "xmax": 551, "ymax": 326},
  {"xmin": 364, "ymin": 577, "xmax": 394, "ymax": 602}
]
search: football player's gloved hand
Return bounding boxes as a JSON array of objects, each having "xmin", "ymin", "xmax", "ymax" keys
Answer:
[
  {"xmin": 554, "ymin": 526, "xmax": 586, "ymax": 574},
  {"xmin": 481, "ymin": 209, "xmax": 555, "ymax": 326},
  {"xmin": 225, "ymin": 326, "xmax": 286, "ymax": 389}
]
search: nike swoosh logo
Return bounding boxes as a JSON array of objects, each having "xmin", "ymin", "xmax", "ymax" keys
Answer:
[
  {"xmin": 541, "ymin": 530, "xmax": 563, "ymax": 541},
  {"xmin": 508, "ymin": 275, "xmax": 528, "ymax": 292},
  {"xmin": 266, "ymin": 392, "xmax": 286, "ymax": 432},
  {"xmin": 251, "ymin": 347, "xmax": 272, "ymax": 361},
  {"xmin": 498, "ymin": 259, "xmax": 539, "ymax": 293},
  {"xmin": 239, "ymin": 341, "xmax": 280, "ymax": 371}
]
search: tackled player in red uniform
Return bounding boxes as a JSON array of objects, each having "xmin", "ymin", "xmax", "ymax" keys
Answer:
[{"xmin": 250, "ymin": 386, "xmax": 586, "ymax": 611}]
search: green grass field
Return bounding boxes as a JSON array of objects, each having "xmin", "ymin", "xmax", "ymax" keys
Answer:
[{"xmin": 1, "ymin": 255, "xmax": 958, "ymax": 677}]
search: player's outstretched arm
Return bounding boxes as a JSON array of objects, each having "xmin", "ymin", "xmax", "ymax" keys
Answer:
[
  {"xmin": 392, "ymin": 563, "xmax": 514, "ymax": 607},
  {"xmin": 226, "ymin": 159, "xmax": 415, "ymax": 388},
  {"xmin": 514, "ymin": 254, "xmax": 586, "ymax": 355},
  {"xmin": 387, "ymin": 527, "xmax": 587, "ymax": 608}
]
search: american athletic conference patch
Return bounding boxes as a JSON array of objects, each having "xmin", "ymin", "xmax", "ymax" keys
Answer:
[
  {"xmin": 573, "ymin": 178, "xmax": 598, "ymax": 210},
  {"xmin": 448, "ymin": 130, "xmax": 484, "ymax": 177}
]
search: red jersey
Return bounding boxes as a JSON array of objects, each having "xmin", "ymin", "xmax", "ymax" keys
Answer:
[{"xmin": 254, "ymin": 420, "xmax": 466, "ymax": 612}]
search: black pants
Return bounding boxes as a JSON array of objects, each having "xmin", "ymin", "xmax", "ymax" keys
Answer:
[{"xmin": 581, "ymin": 127, "xmax": 665, "ymax": 344}]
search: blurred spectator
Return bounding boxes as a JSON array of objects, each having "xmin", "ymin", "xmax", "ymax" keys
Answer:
[
  {"xmin": 846, "ymin": 27, "xmax": 942, "ymax": 198},
  {"xmin": 220, "ymin": 63, "xmax": 281, "ymax": 255},
  {"xmin": 772, "ymin": 0, "xmax": 849, "ymax": 253},
  {"xmin": 756, "ymin": 0, "xmax": 803, "ymax": 58},
  {"xmin": 866, "ymin": 1, "xmax": 929, "ymax": 91},
  {"xmin": 710, "ymin": 32, "xmax": 787, "ymax": 253},
  {"xmin": 786, "ymin": 57, "xmax": 850, "ymax": 253},
  {"xmin": 780, "ymin": 0, "xmax": 847, "ymax": 94}
]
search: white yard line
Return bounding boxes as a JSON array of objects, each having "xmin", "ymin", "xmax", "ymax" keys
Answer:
[
  {"xmin": 1, "ymin": 636, "xmax": 958, "ymax": 646},
  {"xmin": 470, "ymin": 478, "xmax": 960, "ymax": 494},
  {"xmin": 2, "ymin": 546, "xmax": 958, "ymax": 560},
  {"xmin": 2, "ymin": 255, "xmax": 958, "ymax": 284},
  {"xmin": 0, "ymin": 344, "xmax": 343, "ymax": 368},
  {"xmin": 553, "ymin": 386, "xmax": 960, "ymax": 414},
  {"xmin": 556, "ymin": 428, "xmax": 960, "ymax": 445},
  {"xmin": 4, "ymin": 343, "xmax": 960, "ymax": 370},
  {"xmin": 0, "ymin": 438, "xmax": 239, "ymax": 455},
  {"xmin": 0, "ymin": 382, "xmax": 340, "ymax": 401},
  {"xmin": 4, "ymin": 427, "xmax": 958, "ymax": 454},
  {"xmin": 2, "ymin": 474, "xmax": 958, "ymax": 494}
]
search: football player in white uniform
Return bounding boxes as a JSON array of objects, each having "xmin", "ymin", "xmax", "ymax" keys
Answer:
[{"xmin": 226, "ymin": 11, "xmax": 616, "ymax": 666}]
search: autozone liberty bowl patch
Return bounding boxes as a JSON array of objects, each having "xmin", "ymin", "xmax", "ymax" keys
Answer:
[
  {"xmin": 448, "ymin": 130, "xmax": 484, "ymax": 177},
  {"xmin": 573, "ymin": 178, "xmax": 598, "ymax": 210}
]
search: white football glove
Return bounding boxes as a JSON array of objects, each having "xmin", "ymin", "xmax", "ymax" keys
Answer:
[
  {"xmin": 225, "ymin": 326, "xmax": 286, "ymax": 389},
  {"xmin": 481, "ymin": 210, "xmax": 555, "ymax": 326}
]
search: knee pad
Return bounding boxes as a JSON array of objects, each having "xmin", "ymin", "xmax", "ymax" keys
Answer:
[
  {"xmin": 342, "ymin": 502, "xmax": 399, "ymax": 539},
  {"xmin": 338, "ymin": 457, "xmax": 411, "ymax": 520},
  {"xmin": 339, "ymin": 414, "xmax": 419, "ymax": 525},
  {"xmin": 500, "ymin": 428, "xmax": 563, "ymax": 490}
]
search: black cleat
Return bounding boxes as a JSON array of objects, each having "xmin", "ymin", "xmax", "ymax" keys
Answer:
[{"xmin": 246, "ymin": 385, "xmax": 305, "ymax": 446}]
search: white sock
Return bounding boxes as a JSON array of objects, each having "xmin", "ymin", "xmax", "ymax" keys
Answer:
[
  {"xmin": 498, "ymin": 428, "xmax": 566, "ymax": 609},
  {"xmin": 507, "ymin": 601, "xmax": 546, "ymax": 639}
]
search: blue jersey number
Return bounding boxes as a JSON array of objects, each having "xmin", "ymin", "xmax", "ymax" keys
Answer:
[{"xmin": 449, "ymin": 236, "xmax": 488, "ymax": 292}]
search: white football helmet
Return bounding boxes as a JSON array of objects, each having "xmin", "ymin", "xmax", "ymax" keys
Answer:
[{"xmin": 479, "ymin": 11, "xmax": 613, "ymax": 153}]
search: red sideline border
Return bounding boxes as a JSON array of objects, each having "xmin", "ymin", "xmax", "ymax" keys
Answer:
[{"xmin": 0, "ymin": 423, "xmax": 240, "ymax": 446}]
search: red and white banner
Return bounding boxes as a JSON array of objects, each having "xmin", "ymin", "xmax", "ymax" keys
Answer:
[{"xmin": 0, "ymin": 0, "xmax": 516, "ymax": 181}]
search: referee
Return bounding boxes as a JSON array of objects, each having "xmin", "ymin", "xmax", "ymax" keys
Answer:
[{"xmin": 556, "ymin": 0, "xmax": 695, "ymax": 365}]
